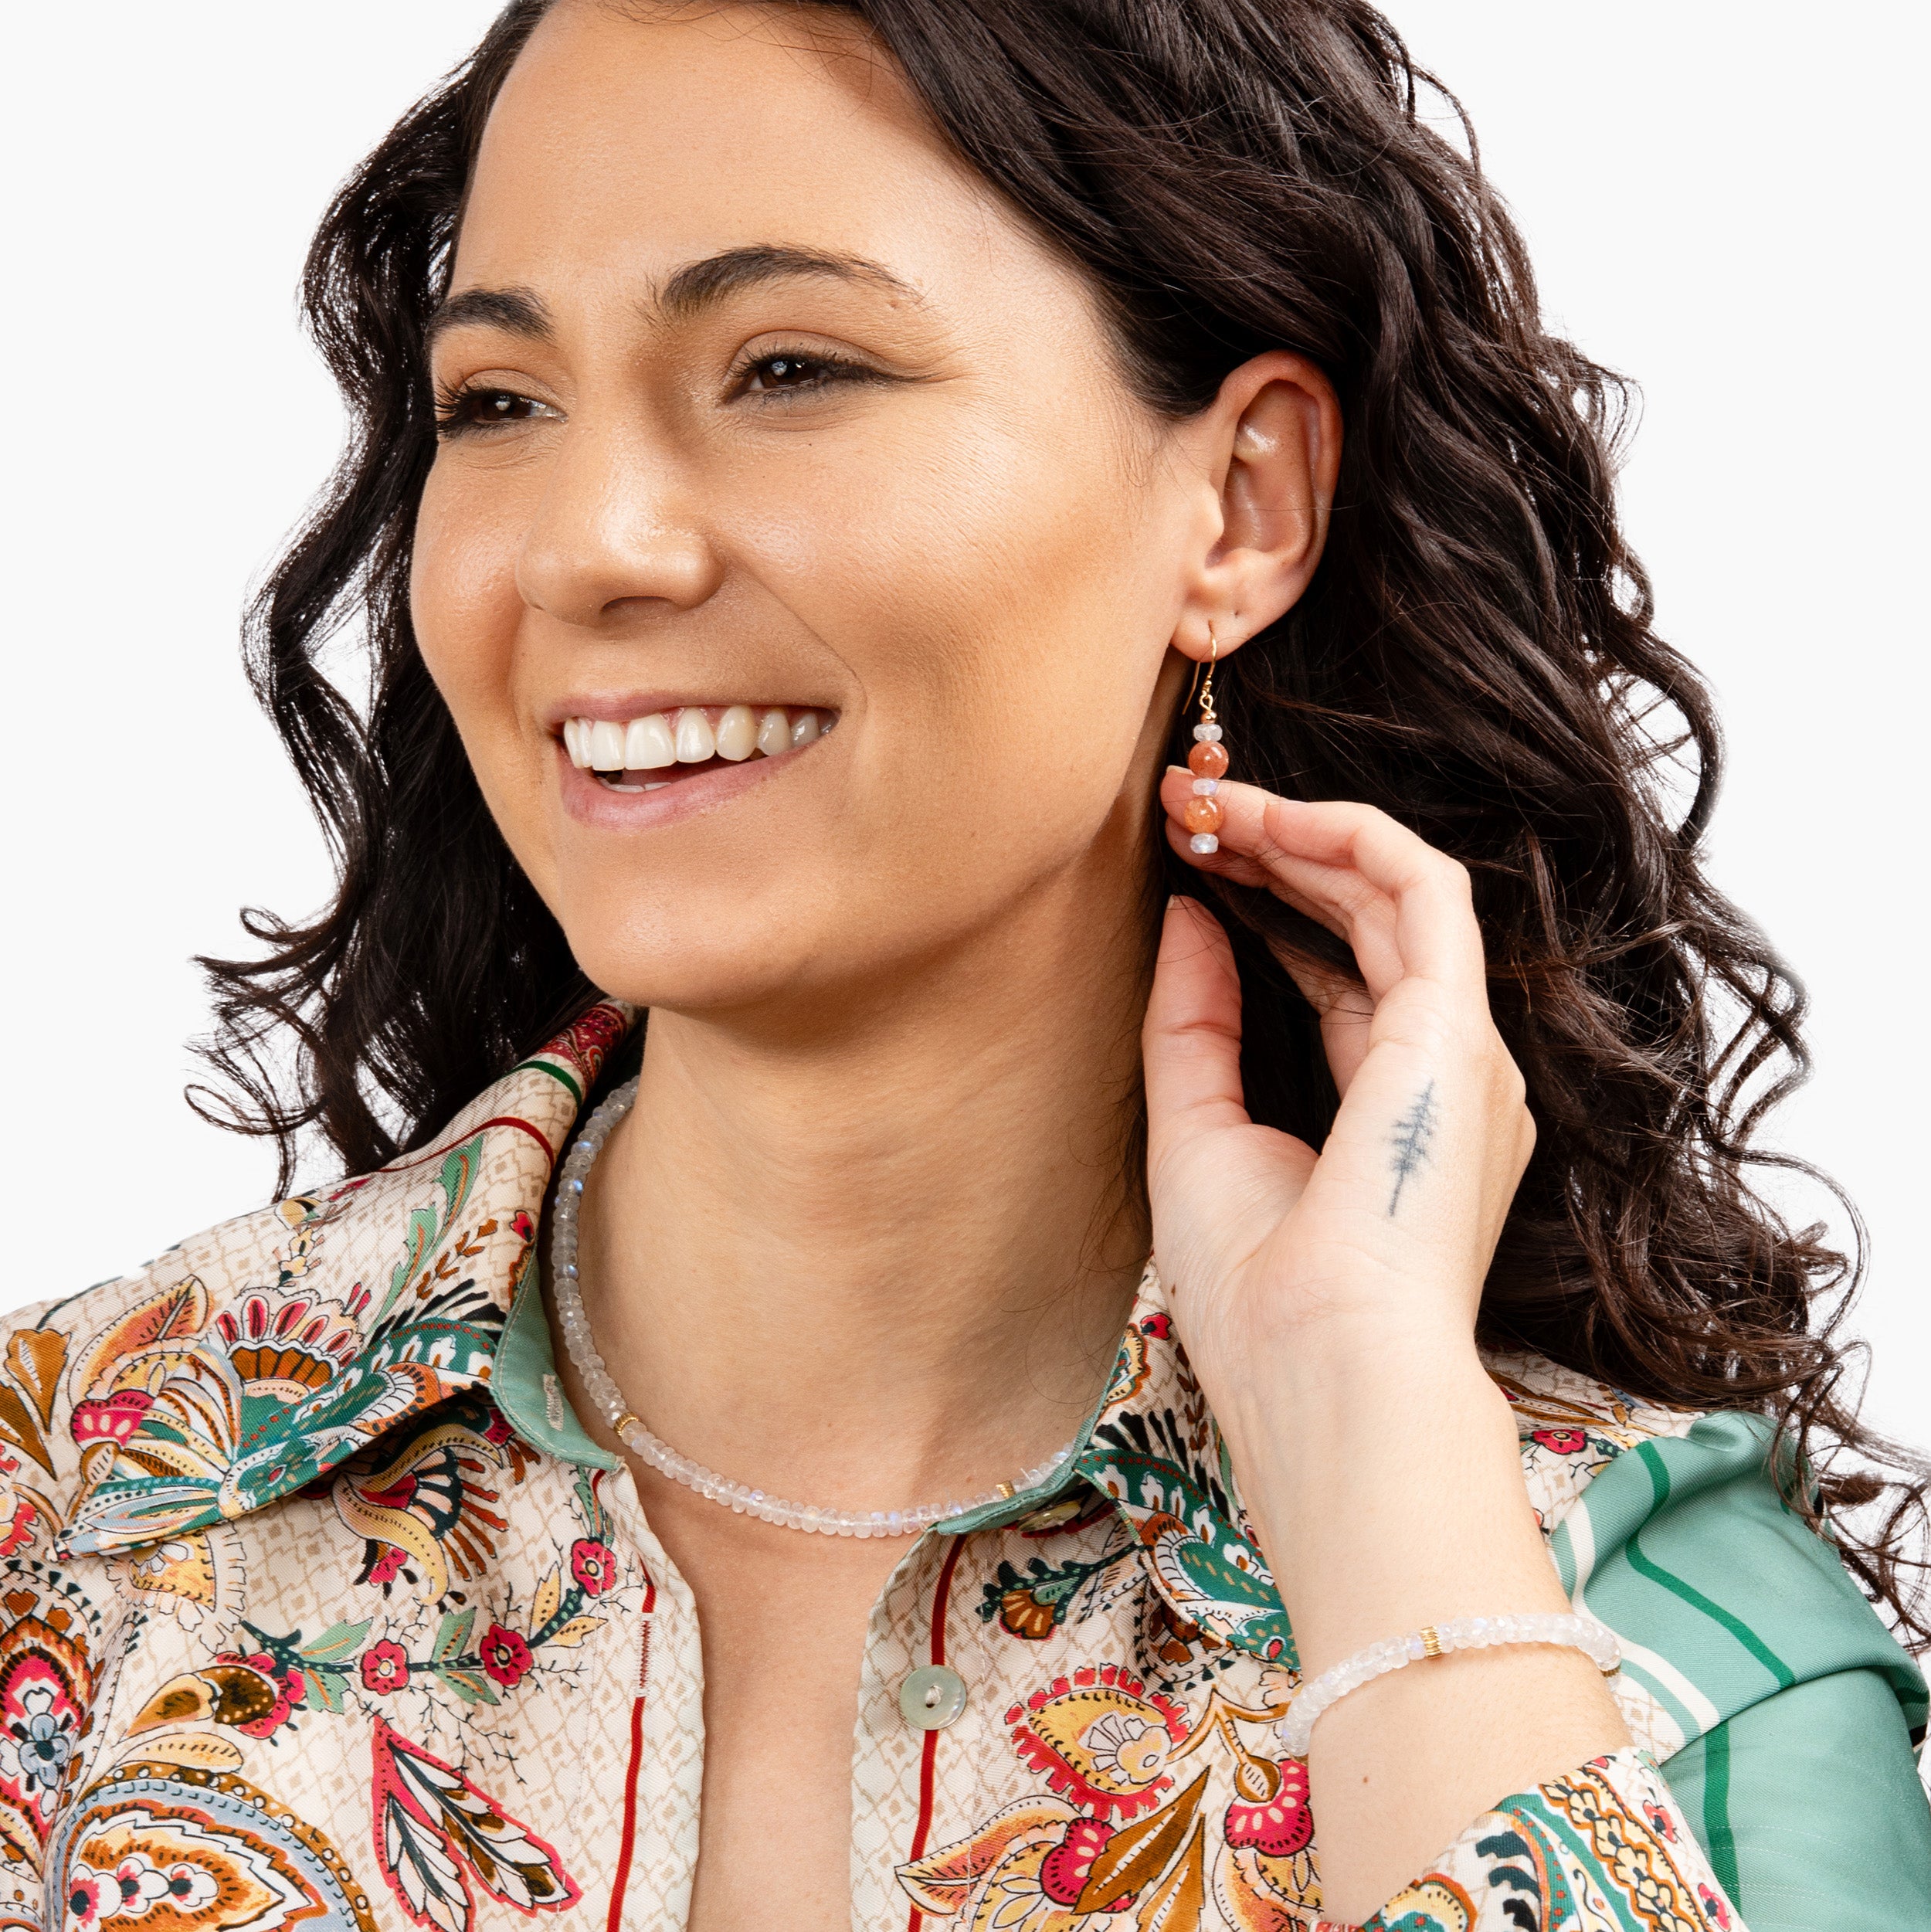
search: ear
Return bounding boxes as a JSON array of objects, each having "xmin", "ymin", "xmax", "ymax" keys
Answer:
[{"xmin": 1170, "ymin": 351, "xmax": 1342, "ymax": 661}]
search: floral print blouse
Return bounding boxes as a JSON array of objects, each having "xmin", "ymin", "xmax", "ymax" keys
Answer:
[{"xmin": 0, "ymin": 1004, "xmax": 1924, "ymax": 1932}]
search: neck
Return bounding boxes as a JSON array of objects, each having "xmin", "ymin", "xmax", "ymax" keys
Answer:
[{"xmin": 572, "ymin": 875, "xmax": 1154, "ymax": 1511}]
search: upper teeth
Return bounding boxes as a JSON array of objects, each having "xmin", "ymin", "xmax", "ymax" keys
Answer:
[{"xmin": 562, "ymin": 705, "xmax": 832, "ymax": 771}]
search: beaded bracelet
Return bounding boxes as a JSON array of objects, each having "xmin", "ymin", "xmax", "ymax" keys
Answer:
[{"xmin": 1275, "ymin": 1611, "xmax": 1620, "ymax": 1757}]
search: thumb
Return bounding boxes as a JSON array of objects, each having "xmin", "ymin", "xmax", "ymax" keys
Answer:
[{"xmin": 1142, "ymin": 898, "xmax": 1251, "ymax": 1159}]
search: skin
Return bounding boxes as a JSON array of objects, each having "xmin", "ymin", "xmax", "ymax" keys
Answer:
[{"xmin": 412, "ymin": 3, "xmax": 1628, "ymax": 1923}]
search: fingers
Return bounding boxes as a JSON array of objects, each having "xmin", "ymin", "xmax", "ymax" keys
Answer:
[
  {"xmin": 1159, "ymin": 769, "xmax": 1485, "ymax": 1002},
  {"xmin": 1142, "ymin": 898, "xmax": 1251, "ymax": 1150}
]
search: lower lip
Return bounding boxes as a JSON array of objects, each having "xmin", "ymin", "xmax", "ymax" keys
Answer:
[{"xmin": 555, "ymin": 739, "xmax": 817, "ymax": 830}]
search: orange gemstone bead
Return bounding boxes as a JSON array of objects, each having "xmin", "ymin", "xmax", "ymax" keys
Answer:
[
  {"xmin": 1188, "ymin": 740, "xmax": 1229, "ymax": 779},
  {"xmin": 1183, "ymin": 795, "xmax": 1224, "ymax": 835}
]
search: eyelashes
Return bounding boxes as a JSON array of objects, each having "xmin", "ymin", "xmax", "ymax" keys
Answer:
[
  {"xmin": 728, "ymin": 348, "xmax": 884, "ymax": 397},
  {"xmin": 433, "ymin": 387, "xmax": 558, "ymax": 439},
  {"xmin": 432, "ymin": 348, "xmax": 888, "ymax": 440}
]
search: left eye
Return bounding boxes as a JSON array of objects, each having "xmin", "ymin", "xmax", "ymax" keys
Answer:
[
  {"xmin": 436, "ymin": 389, "xmax": 553, "ymax": 436},
  {"xmin": 739, "ymin": 352, "xmax": 864, "ymax": 394}
]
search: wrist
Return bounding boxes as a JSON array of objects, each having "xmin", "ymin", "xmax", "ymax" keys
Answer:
[{"xmin": 1204, "ymin": 1311, "xmax": 1498, "ymax": 1456}]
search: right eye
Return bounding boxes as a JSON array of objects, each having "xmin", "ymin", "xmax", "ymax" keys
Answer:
[{"xmin": 434, "ymin": 386, "xmax": 558, "ymax": 437}]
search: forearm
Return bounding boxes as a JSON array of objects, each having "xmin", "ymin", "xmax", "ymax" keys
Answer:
[{"xmin": 1214, "ymin": 1319, "xmax": 1630, "ymax": 1924}]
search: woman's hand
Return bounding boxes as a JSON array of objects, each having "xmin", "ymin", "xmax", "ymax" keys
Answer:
[
  {"xmin": 1143, "ymin": 767, "xmax": 1535, "ymax": 1392},
  {"xmin": 1143, "ymin": 768, "xmax": 1627, "ymax": 1924}
]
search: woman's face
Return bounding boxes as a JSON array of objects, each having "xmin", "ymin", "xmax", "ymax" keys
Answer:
[{"xmin": 413, "ymin": 0, "xmax": 1225, "ymax": 1017}]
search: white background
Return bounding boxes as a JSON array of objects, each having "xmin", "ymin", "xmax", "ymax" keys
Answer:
[{"xmin": 4, "ymin": 5, "xmax": 1924, "ymax": 1464}]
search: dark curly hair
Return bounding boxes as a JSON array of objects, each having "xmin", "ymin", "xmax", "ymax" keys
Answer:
[{"xmin": 195, "ymin": 0, "xmax": 1929, "ymax": 1645}]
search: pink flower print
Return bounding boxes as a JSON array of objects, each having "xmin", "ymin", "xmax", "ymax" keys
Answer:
[
  {"xmin": 64, "ymin": 1868, "xmax": 107, "ymax": 1932},
  {"xmin": 361, "ymin": 1642, "xmax": 410, "ymax": 1696},
  {"xmin": 111, "ymin": 1856, "xmax": 217, "ymax": 1917},
  {"xmin": 570, "ymin": 1539, "xmax": 617, "ymax": 1598},
  {"xmin": 479, "ymin": 1624, "xmax": 533, "ymax": 1688},
  {"xmin": 1642, "ymin": 1798, "xmax": 1678, "ymax": 1841},
  {"xmin": 511, "ymin": 1210, "xmax": 535, "ymax": 1244},
  {"xmin": 1224, "ymin": 1757, "xmax": 1313, "ymax": 1857},
  {"xmin": 70, "ymin": 1390, "xmax": 154, "ymax": 1448},
  {"xmin": 1697, "ymin": 1883, "xmax": 1733, "ymax": 1927},
  {"xmin": 1139, "ymin": 1314, "xmax": 1173, "ymax": 1341},
  {"xmin": 1532, "ymin": 1427, "xmax": 1588, "ymax": 1455},
  {"xmin": 1039, "ymin": 1818, "xmax": 1129, "ymax": 1909}
]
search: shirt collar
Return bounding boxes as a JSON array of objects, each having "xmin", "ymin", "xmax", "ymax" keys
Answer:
[{"xmin": 58, "ymin": 1002, "xmax": 1293, "ymax": 1665}]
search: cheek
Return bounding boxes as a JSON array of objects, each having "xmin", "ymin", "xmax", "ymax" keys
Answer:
[
  {"xmin": 411, "ymin": 464, "xmax": 521, "ymax": 716},
  {"xmin": 735, "ymin": 410, "xmax": 1178, "ymax": 842},
  {"xmin": 409, "ymin": 464, "xmax": 551, "ymax": 861}
]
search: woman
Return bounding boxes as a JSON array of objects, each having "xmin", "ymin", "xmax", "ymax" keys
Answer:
[{"xmin": 8, "ymin": 3, "xmax": 1926, "ymax": 1930}]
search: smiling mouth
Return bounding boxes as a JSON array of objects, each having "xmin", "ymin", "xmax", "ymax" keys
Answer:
[{"xmin": 562, "ymin": 704, "xmax": 836, "ymax": 791}]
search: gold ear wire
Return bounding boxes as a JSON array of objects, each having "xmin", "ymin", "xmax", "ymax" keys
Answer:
[{"xmin": 1197, "ymin": 623, "xmax": 1219, "ymax": 724}]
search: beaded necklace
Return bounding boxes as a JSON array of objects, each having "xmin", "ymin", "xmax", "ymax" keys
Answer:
[{"xmin": 548, "ymin": 1077, "xmax": 1078, "ymax": 1537}]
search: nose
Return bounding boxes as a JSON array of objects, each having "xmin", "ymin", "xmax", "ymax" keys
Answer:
[{"xmin": 514, "ymin": 416, "xmax": 724, "ymax": 630}]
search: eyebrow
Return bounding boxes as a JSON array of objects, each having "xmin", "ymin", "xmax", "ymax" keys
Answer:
[
  {"xmin": 423, "ymin": 286, "xmax": 554, "ymax": 351},
  {"xmin": 424, "ymin": 246, "xmax": 921, "ymax": 351},
  {"xmin": 655, "ymin": 245, "xmax": 923, "ymax": 321}
]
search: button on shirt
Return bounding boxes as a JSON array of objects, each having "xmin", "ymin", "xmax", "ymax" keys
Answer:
[{"xmin": 3, "ymin": 1003, "xmax": 1926, "ymax": 1932}]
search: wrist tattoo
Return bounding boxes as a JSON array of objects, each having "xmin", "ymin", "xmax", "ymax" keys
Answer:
[{"xmin": 1386, "ymin": 1079, "xmax": 1439, "ymax": 1215}]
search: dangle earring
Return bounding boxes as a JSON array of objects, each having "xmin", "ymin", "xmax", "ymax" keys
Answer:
[{"xmin": 1183, "ymin": 626, "xmax": 1229, "ymax": 855}]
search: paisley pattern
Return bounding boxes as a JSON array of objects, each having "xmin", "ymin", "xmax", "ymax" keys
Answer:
[
  {"xmin": 1074, "ymin": 1316, "xmax": 1293, "ymax": 1666},
  {"xmin": 0, "ymin": 1001, "xmax": 1915, "ymax": 1929},
  {"xmin": 0, "ymin": 1567, "xmax": 100, "ymax": 1883},
  {"xmin": 50, "ymin": 1761, "xmax": 373, "ymax": 1932}
]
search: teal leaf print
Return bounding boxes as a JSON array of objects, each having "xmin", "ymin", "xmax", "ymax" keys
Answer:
[
  {"xmin": 440, "ymin": 1668, "xmax": 500, "ymax": 1707},
  {"xmin": 378, "ymin": 1135, "xmax": 486, "ymax": 1323},
  {"xmin": 432, "ymin": 1608, "xmax": 476, "ymax": 1662},
  {"xmin": 307, "ymin": 1665, "xmax": 348, "ymax": 1714},
  {"xmin": 301, "ymin": 1618, "xmax": 374, "ymax": 1662}
]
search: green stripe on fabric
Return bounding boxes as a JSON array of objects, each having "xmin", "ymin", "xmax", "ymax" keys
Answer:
[
  {"xmin": 513, "ymin": 1058, "xmax": 583, "ymax": 1105},
  {"xmin": 1702, "ymin": 1721, "xmax": 1740, "ymax": 1903},
  {"xmin": 1626, "ymin": 1443, "xmax": 1798, "ymax": 1693},
  {"xmin": 1637, "ymin": 1436, "xmax": 1673, "ymax": 1508}
]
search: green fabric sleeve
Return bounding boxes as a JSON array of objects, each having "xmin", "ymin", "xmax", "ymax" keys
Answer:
[
  {"xmin": 1662, "ymin": 1669, "xmax": 1931, "ymax": 1930},
  {"xmin": 1544, "ymin": 1407, "xmax": 1931, "ymax": 1924},
  {"xmin": 1550, "ymin": 1411, "xmax": 1927, "ymax": 1749}
]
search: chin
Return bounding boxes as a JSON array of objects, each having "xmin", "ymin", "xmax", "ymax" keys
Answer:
[{"xmin": 560, "ymin": 901, "xmax": 828, "ymax": 1019}]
